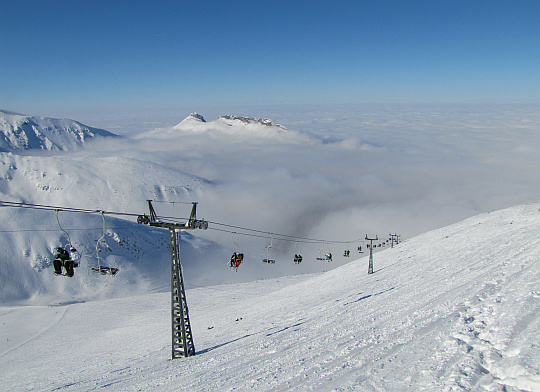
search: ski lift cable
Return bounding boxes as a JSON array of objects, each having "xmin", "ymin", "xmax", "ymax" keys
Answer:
[
  {"xmin": 0, "ymin": 201, "xmax": 336, "ymax": 243},
  {"xmin": 0, "ymin": 200, "xmax": 139, "ymax": 219},
  {"xmin": 0, "ymin": 200, "xmax": 373, "ymax": 247},
  {"xmin": 208, "ymin": 226, "xmax": 325, "ymax": 244},
  {"xmin": 206, "ymin": 221, "xmax": 364, "ymax": 244}
]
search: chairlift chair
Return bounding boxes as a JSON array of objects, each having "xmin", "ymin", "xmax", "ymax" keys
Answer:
[
  {"xmin": 229, "ymin": 233, "xmax": 244, "ymax": 271},
  {"xmin": 53, "ymin": 210, "xmax": 81, "ymax": 277},
  {"xmin": 90, "ymin": 212, "xmax": 119, "ymax": 276},
  {"xmin": 262, "ymin": 234, "xmax": 276, "ymax": 264}
]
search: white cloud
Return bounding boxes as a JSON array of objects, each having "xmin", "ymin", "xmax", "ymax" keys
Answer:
[{"xmin": 2, "ymin": 104, "xmax": 540, "ymax": 298}]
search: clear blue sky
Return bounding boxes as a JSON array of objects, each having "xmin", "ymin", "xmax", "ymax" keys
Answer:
[{"xmin": 1, "ymin": 0, "xmax": 539, "ymax": 116}]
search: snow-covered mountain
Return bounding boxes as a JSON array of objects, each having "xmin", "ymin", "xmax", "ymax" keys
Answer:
[
  {"xmin": 138, "ymin": 112, "xmax": 317, "ymax": 144},
  {"xmin": 0, "ymin": 153, "xmax": 210, "ymax": 212},
  {"xmin": 1, "ymin": 203, "xmax": 538, "ymax": 391},
  {"xmin": 0, "ymin": 109, "xmax": 118, "ymax": 152},
  {"xmin": 177, "ymin": 112, "xmax": 287, "ymax": 130}
]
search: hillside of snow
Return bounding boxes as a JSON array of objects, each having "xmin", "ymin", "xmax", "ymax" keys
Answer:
[
  {"xmin": 0, "ymin": 205, "xmax": 232, "ymax": 304},
  {"xmin": 0, "ymin": 203, "xmax": 538, "ymax": 391},
  {"xmin": 0, "ymin": 109, "xmax": 118, "ymax": 152},
  {"xmin": 0, "ymin": 149, "xmax": 232, "ymax": 303},
  {"xmin": 0, "ymin": 153, "xmax": 209, "ymax": 212}
]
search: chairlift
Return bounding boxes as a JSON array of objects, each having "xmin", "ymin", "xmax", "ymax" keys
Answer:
[
  {"xmin": 229, "ymin": 233, "xmax": 244, "ymax": 271},
  {"xmin": 90, "ymin": 212, "xmax": 119, "ymax": 276},
  {"xmin": 316, "ymin": 247, "xmax": 332, "ymax": 262},
  {"xmin": 262, "ymin": 234, "xmax": 275, "ymax": 264},
  {"xmin": 343, "ymin": 249, "xmax": 350, "ymax": 257},
  {"xmin": 293, "ymin": 242, "xmax": 302, "ymax": 264},
  {"xmin": 53, "ymin": 210, "xmax": 80, "ymax": 277},
  {"xmin": 230, "ymin": 252, "xmax": 244, "ymax": 270}
]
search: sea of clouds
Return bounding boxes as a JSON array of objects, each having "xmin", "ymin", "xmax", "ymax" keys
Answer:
[{"xmin": 80, "ymin": 103, "xmax": 540, "ymax": 264}]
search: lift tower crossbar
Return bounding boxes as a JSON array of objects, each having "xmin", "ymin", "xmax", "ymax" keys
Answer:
[{"xmin": 138, "ymin": 200, "xmax": 208, "ymax": 359}]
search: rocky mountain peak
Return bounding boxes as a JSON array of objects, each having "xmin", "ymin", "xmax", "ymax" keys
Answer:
[{"xmin": 188, "ymin": 112, "xmax": 206, "ymax": 122}]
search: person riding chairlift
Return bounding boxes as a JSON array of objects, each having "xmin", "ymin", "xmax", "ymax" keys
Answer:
[
  {"xmin": 53, "ymin": 245, "xmax": 79, "ymax": 277},
  {"xmin": 235, "ymin": 253, "xmax": 243, "ymax": 267},
  {"xmin": 230, "ymin": 252, "xmax": 243, "ymax": 268}
]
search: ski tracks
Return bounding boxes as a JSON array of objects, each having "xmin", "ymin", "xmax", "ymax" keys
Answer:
[
  {"xmin": 441, "ymin": 257, "xmax": 540, "ymax": 391},
  {"xmin": 0, "ymin": 304, "xmax": 68, "ymax": 358}
]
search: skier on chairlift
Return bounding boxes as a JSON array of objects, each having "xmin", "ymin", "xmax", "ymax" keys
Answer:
[
  {"xmin": 230, "ymin": 252, "xmax": 243, "ymax": 268},
  {"xmin": 325, "ymin": 252, "xmax": 332, "ymax": 262},
  {"xmin": 69, "ymin": 246, "xmax": 80, "ymax": 267},
  {"xmin": 53, "ymin": 246, "xmax": 79, "ymax": 277},
  {"xmin": 235, "ymin": 253, "xmax": 243, "ymax": 267}
]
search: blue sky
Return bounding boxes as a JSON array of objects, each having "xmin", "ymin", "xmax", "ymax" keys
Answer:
[{"xmin": 1, "ymin": 0, "xmax": 539, "ymax": 117}]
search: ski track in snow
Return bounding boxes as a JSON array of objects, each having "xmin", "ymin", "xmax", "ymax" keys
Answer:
[{"xmin": 0, "ymin": 203, "xmax": 539, "ymax": 391}]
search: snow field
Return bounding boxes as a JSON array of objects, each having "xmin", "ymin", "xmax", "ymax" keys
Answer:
[{"xmin": 0, "ymin": 203, "xmax": 538, "ymax": 391}]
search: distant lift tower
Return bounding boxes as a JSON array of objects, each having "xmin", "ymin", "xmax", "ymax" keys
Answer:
[
  {"xmin": 365, "ymin": 234, "xmax": 378, "ymax": 274},
  {"xmin": 138, "ymin": 200, "xmax": 208, "ymax": 359}
]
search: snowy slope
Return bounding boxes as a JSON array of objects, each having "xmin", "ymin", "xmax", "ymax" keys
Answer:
[
  {"xmin": 0, "ymin": 203, "xmax": 538, "ymax": 391},
  {"xmin": 0, "ymin": 153, "xmax": 209, "ymax": 212},
  {"xmin": 0, "ymin": 141, "xmax": 219, "ymax": 302},
  {"xmin": 0, "ymin": 206, "xmax": 230, "ymax": 304},
  {"xmin": 0, "ymin": 109, "xmax": 118, "ymax": 152}
]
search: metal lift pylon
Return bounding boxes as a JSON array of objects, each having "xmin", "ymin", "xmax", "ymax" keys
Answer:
[
  {"xmin": 365, "ymin": 234, "xmax": 378, "ymax": 275},
  {"xmin": 138, "ymin": 200, "xmax": 208, "ymax": 359}
]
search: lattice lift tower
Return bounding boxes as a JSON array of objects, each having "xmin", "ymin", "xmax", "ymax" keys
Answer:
[
  {"xmin": 365, "ymin": 234, "xmax": 378, "ymax": 274},
  {"xmin": 138, "ymin": 200, "xmax": 208, "ymax": 359}
]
